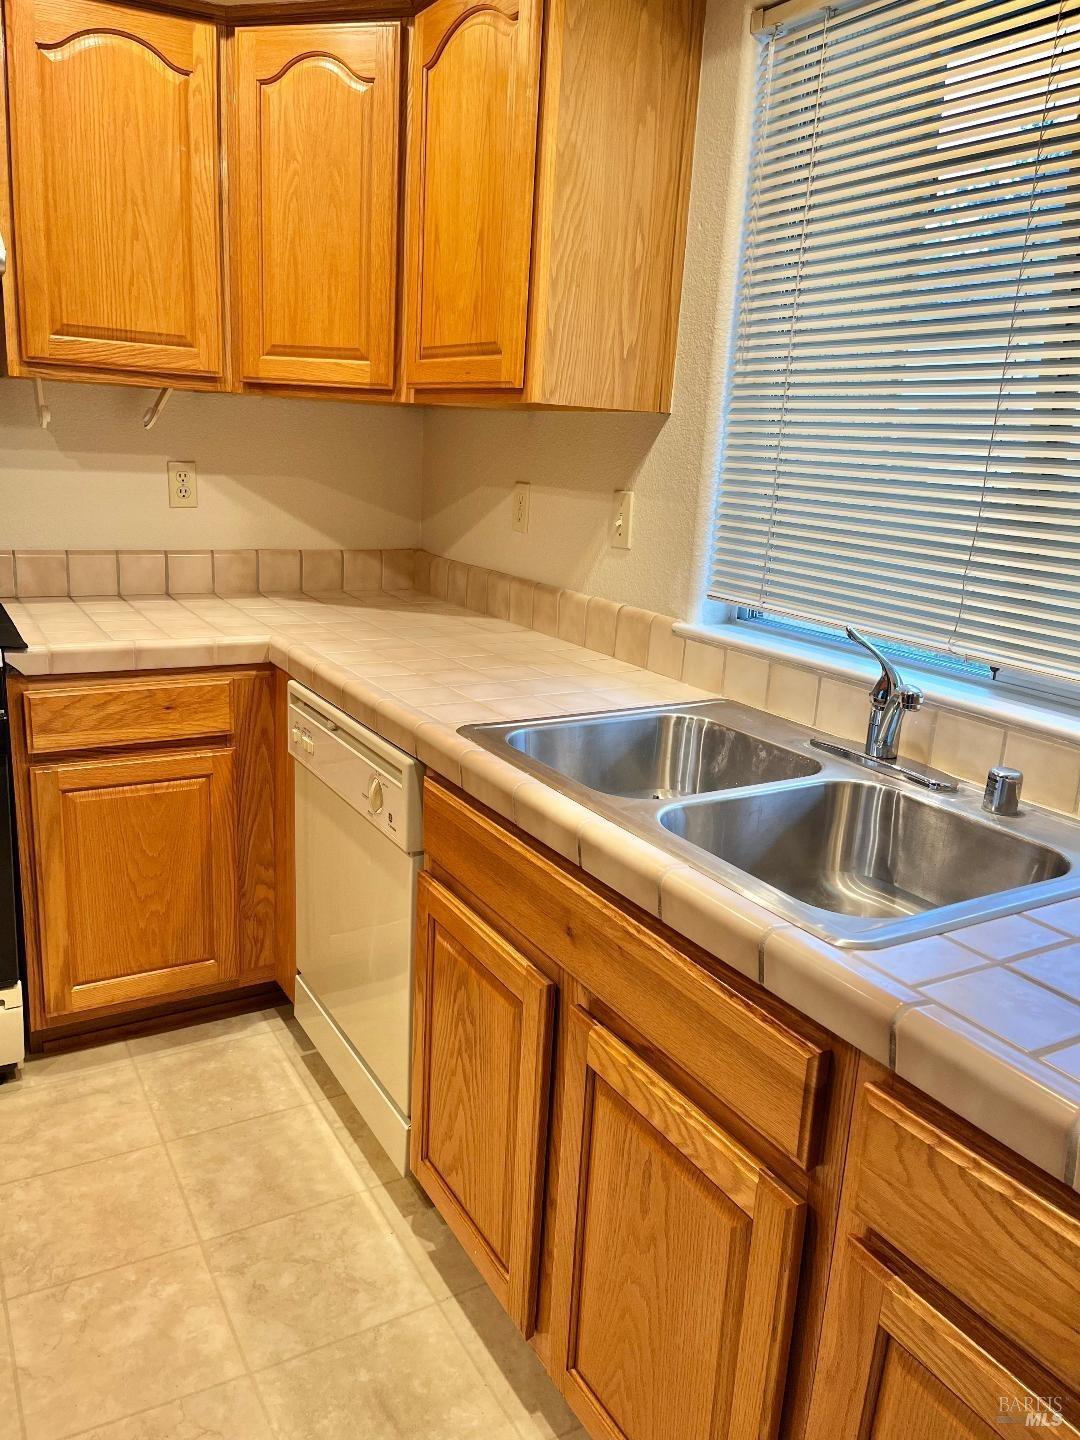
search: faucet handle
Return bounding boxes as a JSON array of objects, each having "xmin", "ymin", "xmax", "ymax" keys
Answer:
[{"xmin": 900, "ymin": 686, "xmax": 923, "ymax": 711}]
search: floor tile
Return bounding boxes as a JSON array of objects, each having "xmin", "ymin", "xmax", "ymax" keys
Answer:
[
  {"xmin": 255, "ymin": 1306, "xmax": 518, "ymax": 1440},
  {"xmin": 372, "ymin": 1178, "xmax": 483, "ymax": 1301},
  {"xmin": 442, "ymin": 1286, "xmax": 578, "ymax": 1438},
  {"xmin": 72, "ymin": 1379, "xmax": 272, "ymax": 1439},
  {"xmin": 0, "ymin": 1065, "xmax": 158, "ymax": 1182},
  {"xmin": 168, "ymin": 1105, "xmax": 361, "ymax": 1239},
  {"xmin": 286, "ymin": 1048, "xmax": 345, "ymax": 1104},
  {"xmin": 9, "ymin": 1246, "xmax": 244, "ymax": 1440},
  {"xmin": 13, "ymin": 1041, "xmax": 131, "ymax": 1087},
  {"xmin": 135, "ymin": 1033, "xmax": 309, "ymax": 1139},
  {"xmin": 207, "ymin": 1192, "xmax": 431, "ymax": 1367},
  {"xmin": 0, "ymin": 1308, "xmax": 21, "ymax": 1440},
  {"xmin": 316, "ymin": 1093, "xmax": 401, "ymax": 1189},
  {"xmin": 125, "ymin": 1010, "xmax": 279, "ymax": 1059},
  {"xmin": 0, "ymin": 1145, "xmax": 195, "ymax": 1297}
]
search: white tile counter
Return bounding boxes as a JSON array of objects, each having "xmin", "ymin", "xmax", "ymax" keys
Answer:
[{"xmin": 5, "ymin": 585, "xmax": 1080, "ymax": 1188}]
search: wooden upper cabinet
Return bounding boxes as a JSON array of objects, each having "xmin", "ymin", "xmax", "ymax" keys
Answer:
[
  {"xmin": 404, "ymin": 0, "xmax": 542, "ymax": 390},
  {"xmin": 5, "ymin": 0, "xmax": 224, "ymax": 378},
  {"xmin": 411, "ymin": 874, "xmax": 554, "ymax": 1329},
  {"xmin": 29, "ymin": 747, "xmax": 239, "ymax": 1020},
  {"xmin": 550, "ymin": 1009, "xmax": 806, "ymax": 1440},
  {"xmin": 233, "ymin": 23, "xmax": 400, "ymax": 389}
]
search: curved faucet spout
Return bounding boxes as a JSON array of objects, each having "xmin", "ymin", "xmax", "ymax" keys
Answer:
[{"xmin": 845, "ymin": 625, "xmax": 923, "ymax": 762}]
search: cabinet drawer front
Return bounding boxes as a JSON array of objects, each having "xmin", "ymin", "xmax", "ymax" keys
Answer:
[
  {"xmin": 850, "ymin": 1085, "xmax": 1080, "ymax": 1388},
  {"xmin": 550, "ymin": 1011, "xmax": 805, "ymax": 1440},
  {"xmin": 411, "ymin": 874, "xmax": 554, "ymax": 1329},
  {"xmin": 425, "ymin": 779, "xmax": 827, "ymax": 1165},
  {"xmin": 25, "ymin": 677, "xmax": 233, "ymax": 756}
]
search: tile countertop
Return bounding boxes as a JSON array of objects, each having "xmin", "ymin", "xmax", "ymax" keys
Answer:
[{"xmin": 5, "ymin": 587, "xmax": 1080, "ymax": 1189}]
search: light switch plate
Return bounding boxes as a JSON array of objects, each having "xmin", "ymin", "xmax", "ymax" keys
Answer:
[
  {"xmin": 512, "ymin": 482, "xmax": 530, "ymax": 534},
  {"xmin": 612, "ymin": 489, "xmax": 634, "ymax": 549},
  {"xmin": 168, "ymin": 461, "xmax": 198, "ymax": 508}
]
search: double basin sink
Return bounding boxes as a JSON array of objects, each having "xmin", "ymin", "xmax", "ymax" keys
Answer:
[{"xmin": 462, "ymin": 701, "xmax": 1080, "ymax": 948}]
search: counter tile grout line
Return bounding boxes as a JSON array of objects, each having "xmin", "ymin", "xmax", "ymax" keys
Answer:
[{"xmin": 889, "ymin": 999, "xmax": 932, "ymax": 1069}]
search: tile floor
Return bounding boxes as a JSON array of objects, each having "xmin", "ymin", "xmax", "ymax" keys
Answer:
[{"xmin": 0, "ymin": 1008, "xmax": 586, "ymax": 1440}]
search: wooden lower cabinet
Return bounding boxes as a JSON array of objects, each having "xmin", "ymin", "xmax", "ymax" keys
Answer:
[
  {"xmin": 804, "ymin": 1083, "xmax": 1080, "ymax": 1439},
  {"xmin": 411, "ymin": 873, "xmax": 554, "ymax": 1328},
  {"xmin": 549, "ymin": 1009, "xmax": 805, "ymax": 1440},
  {"xmin": 10, "ymin": 666, "xmax": 289, "ymax": 1040},
  {"xmin": 30, "ymin": 747, "xmax": 238, "ymax": 1017},
  {"xmin": 416, "ymin": 780, "xmax": 1080, "ymax": 1440}
]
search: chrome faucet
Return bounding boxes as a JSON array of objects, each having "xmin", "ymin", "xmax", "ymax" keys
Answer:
[{"xmin": 845, "ymin": 626, "xmax": 923, "ymax": 763}]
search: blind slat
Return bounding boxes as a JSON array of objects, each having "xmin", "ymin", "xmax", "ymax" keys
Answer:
[{"xmin": 712, "ymin": 0, "xmax": 1080, "ymax": 682}]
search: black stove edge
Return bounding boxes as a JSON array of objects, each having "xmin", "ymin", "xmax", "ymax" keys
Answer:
[{"xmin": 0, "ymin": 603, "xmax": 27, "ymax": 655}]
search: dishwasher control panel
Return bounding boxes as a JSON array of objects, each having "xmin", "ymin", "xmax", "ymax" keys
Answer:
[{"xmin": 287, "ymin": 683, "xmax": 423, "ymax": 855}]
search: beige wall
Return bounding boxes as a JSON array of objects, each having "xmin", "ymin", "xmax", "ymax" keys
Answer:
[
  {"xmin": 0, "ymin": 378, "xmax": 423, "ymax": 551},
  {"xmin": 419, "ymin": 0, "xmax": 755, "ymax": 621}
]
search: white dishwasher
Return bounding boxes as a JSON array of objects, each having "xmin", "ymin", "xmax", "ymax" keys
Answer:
[{"xmin": 288, "ymin": 681, "xmax": 423, "ymax": 1176}]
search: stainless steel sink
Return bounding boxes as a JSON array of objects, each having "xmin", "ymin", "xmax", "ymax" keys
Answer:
[
  {"xmin": 504, "ymin": 710, "xmax": 819, "ymax": 799},
  {"xmin": 660, "ymin": 781, "xmax": 1068, "ymax": 921},
  {"xmin": 463, "ymin": 700, "xmax": 1080, "ymax": 948}
]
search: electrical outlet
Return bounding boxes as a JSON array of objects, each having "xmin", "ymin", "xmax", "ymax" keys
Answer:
[
  {"xmin": 512, "ymin": 482, "xmax": 530, "ymax": 534},
  {"xmin": 612, "ymin": 489, "xmax": 634, "ymax": 549},
  {"xmin": 168, "ymin": 461, "xmax": 198, "ymax": 509}
]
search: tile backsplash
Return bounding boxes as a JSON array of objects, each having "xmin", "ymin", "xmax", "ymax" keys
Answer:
[
  {"xmin": 0, "ymin": 548, "xmax": 416, "ymax": 602},
  {"xmin": 410, "ymin": 551, "xmax": 1080, "ymax": 819},
  {"xmin": 3, "ymin": 545, "xmax": 1078, "ymax": 818}
]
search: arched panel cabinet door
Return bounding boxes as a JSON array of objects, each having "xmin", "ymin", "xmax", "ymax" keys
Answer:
[
  {"xmin": 5, "ymin": 0, "xmax": 224, "ymax": 378},
  {"xmin": 403, "ymin": 0, "xmax": 542, "ymax": 390},
  {"xmin": 233, "ymin": 23, "xmax": 400, "ymax": 389}
]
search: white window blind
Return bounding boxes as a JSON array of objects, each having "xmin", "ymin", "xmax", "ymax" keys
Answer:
[{"xmin": 712, "ymin": 0, "xmax": 1080, "ymax": 682}]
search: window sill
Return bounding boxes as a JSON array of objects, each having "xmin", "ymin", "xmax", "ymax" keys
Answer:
[{"xmin": 674, "ymin": 619, "xmax": 1080, "ymax": 747}]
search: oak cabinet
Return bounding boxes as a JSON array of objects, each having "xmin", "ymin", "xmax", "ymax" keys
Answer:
[
  {"xmin": 402, "ymin": 0, "xmax": 542, "ymax": 390},
  {"xmin": 804, "ymin": 1085, "xmax": 1080, "ymax": 1439},
  {"xmin": 1, "ymin": 0, "xmax": 705, "ymax": 410},
  {"xmin": 549, "ymin": 1009, "xmax": 805, "ymax": 1440},
  {"xmin": 417, "ymin": 780, "xmax": 1080, "ymax": 1440},
  {"xmin": 5, "ymin": 0, "xmax": 225, "ymax": 380},
  {"xmin": 405, "ymin": 0, "xmax": 707, "ymax": 410},
  {"xmin": 411, "ymin": 872, "xmax": 554, "ymax": 1328},
  {"xmin": 8, "ymin": 667, "xmax": 289, "ymax": 1043},
  {"xmin": 30, "ymin": 748, "xmax": 239, "ymax": 1019},
  {"xmin": 233, "ymin": 22, "xmax": 401, "ymax": 389}
]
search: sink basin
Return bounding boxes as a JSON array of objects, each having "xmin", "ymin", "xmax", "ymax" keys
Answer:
[
  {"xmin": 504, "ymin": 711, "xmax": 819, "ymax": 800},
  {"xmin": 462, "ymin": 699, "xmax": 1080, "ymax": 947},
  {"xmin": 660, "ymin": 781, "xmax": 1070, "ymax": 920}
]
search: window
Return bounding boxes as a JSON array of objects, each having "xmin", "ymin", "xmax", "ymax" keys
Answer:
[{"xmin": 710, "ymin": 0, "xmax": 1080, "ymax": 685}]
